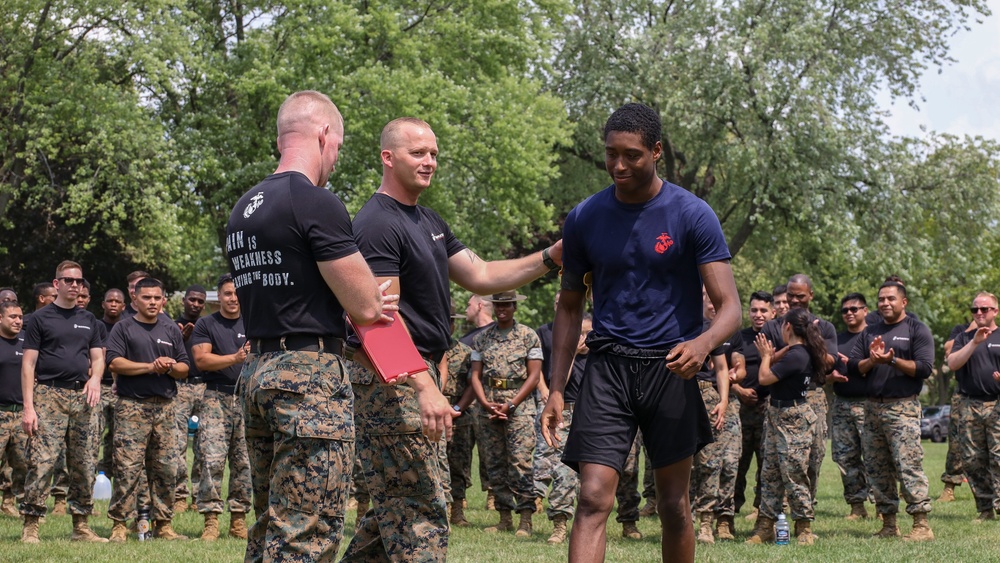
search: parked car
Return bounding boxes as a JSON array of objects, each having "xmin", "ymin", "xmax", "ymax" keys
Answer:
[{"xmin": 921, "ymin": 405, "xmax": 950, "ymax": 443}]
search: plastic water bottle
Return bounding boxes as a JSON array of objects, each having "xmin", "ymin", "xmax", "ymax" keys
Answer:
[
  {"xmin": 188, "ymin": 415, "xmax": 199, "ymax": 436},
  {"xmin": 93, "ymin": 471, "xmax": 112, "ymax": 500},
  {"xmin": 137, "ymin": 507, "xmax": 151, "ymax": 541},
  {"xmin": 775, "ymin": 513, "xmax": 790, "ymax": 545}
]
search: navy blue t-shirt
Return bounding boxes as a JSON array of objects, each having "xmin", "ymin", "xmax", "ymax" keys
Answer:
[
  {"xmin": 562, "ymin": 181, "xmax": 731, "ymax": 349},
  {"xmin": 767, "ymin": 344, "xmax": 813, "ymax": 401},
  {"xmin": 952, "ymin": 329, "xmax": 1000, "ymax": 399},
  {"xmin": 0, "ymin": 333, "xmax": 24, "ymax": 405},
  {"xmin": 23, "ymin": 303, "xmax": 102, "ymax": 383},
  {"xmin": 190, "ymin": 313, "xmax": 246, "ymax": 385}
]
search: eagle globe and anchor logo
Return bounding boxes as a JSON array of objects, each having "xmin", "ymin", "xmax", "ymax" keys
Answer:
[{"xmin": 243, "ymin": 192, "xmax": 265, "ymax": 218}]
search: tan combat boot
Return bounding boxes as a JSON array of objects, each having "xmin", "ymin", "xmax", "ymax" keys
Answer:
[
  {"xmin": 486, "ymin": 490, "xmax": 496, "ymax": 511},
  {"xmin": 903, "ymin": 512, "xmax": 934, "ymax": 542},
  {"xmin": 743, "ymin": 507, "xmax": 759, "ymax": 521},
  {"xmin": 229, "ymin": 512, "xmax": 248, "ymax": 539},
  {"xmin": 153, "ymin": 520, "xmax": 188, "ymax": 540},
  {"xmin": 937, "ymin": 483, "xmax": 956, "ymax": 502},
  {"xmin": 547, "ymin": 515, "xmax": 568, "ymax": 544},
  {"xmin": 515, "ymin": 509, "xmax": 534, "ymax": 538},
  {"xmin": 21, "ymin": 514, "xmax": 41, "ymax": 544},
  {"xmin": 974, "ymin": 509, "xmax": 996, "ymax": 523},
  {"xmin": 201, "ymin": 513, "xmax": 220, "ymax": 541},
  {"xmin": 639, "ymin": 500, "xmax": 657, "ymax": 518},
  {"xmin": 484, "ymin": 510, "xmax": 513, "ymax": 533},
  {"xmin": 71, "ymin": 514, "xmax": 109, "ymax": 542},
  {"xmin": 794, "ymin": 519, "xmax": 816, "ymax": 545},
  {"xmin": 715, "ymin": 514, "xmax": 735, "ymax": 540},
  {"xmin": 172, "ymin": 498, "xmax": 189, "ymax": 514},
  {"xmin": 696, "ymin": 512, "xmax": 715, "ymax": 544},
  {"xmin": 622, "ymin": 521, "xmax": 642, "ymax": 539},
  {"xmin": 744, "ymin": 515, "xmax": 776, "ymax": 544},
  {"xmin": 109, "ymin": 520, "xmax": 128, "ymax": 543},
  {"xmin": 450, "ymin": 502, "xmax": 470, "ymax": 527},
  {"xmin": 1, "ymin": 492, "xmax": 18, "ymax": 517},
  {"xmin": 51, "ymin": 495, "xmax": 67, "ymax": 515},
  {"xmin": 845, "ymin": 503, "xmax": 868, "ymax": 521},
  {"xmin": 872, "ymin": 513, "xmax": 900, "ymax": 538}
]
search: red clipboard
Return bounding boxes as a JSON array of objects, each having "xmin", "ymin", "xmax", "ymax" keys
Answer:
[{"xmin": 347, "ymin": 313, "xmax": 428, "ymax": 384}]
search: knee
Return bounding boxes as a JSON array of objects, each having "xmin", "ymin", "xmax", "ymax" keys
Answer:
[
  {"xmin": 575, "ymin": 482, "xmax": 614, "ymax": 518},
  {"xmin": 656, "ymin": 491, "xmax": 690, "ymax": 527}
]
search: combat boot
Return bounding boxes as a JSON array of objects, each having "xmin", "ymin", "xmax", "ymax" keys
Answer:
[
  {"xmin": 974, "ymin": 509, "xmax": 996, "ymax": 523},
  {"xmin": 872, "ymin": 513, "xmax": 900, "ymax": 538},
  {"xmin": 229, "ymin": 512, "xmax": 248, "ymax": 539},
  {"xmin": 744, "ymin": 515, "xmax": 776, "ymax": 544},
  {"xmin": 200, "ymin": 513, "xmax": 220, "ymax": 541},
  {"xmin": 71, "ymin": 514, "xmax": 109, "ymax": 543},
  {"xmin": 715, "ymin": 514, "xmax": 735, "ymax": 541},
  {"xmin": 172, "ymin": 498, "xmax": 189, "ymax": 514},
  {"xmin": 794, "ymin": 519, "xmax": 816, "ymax": 545},
  {"xmin": 903, "ymin": 512, "xmax": 934, "ymax": 542},
  {"xmin": 1, "ymin": 492, "xmax": 18, "ymax": 517},
  {"xmin": 21, "ymin": 514, "xmax": 40, "ymax": 544},
  {"xmin": 486, "ymin": 490, "xmax": 496, "ymax": 511},
  {"xmin": 743, "ymin": 507, "xmax": 758, "ymax": 521},
  {"xmin": 845, "ymin": 502, "xmax": 868, "ymax": 521},
  {"xmin": 696, "ymin": 512, "xmax": 715, "ymax": 544},
  {"xmin": 153, "ymin": 520, "xmax": 188, "ymax": 540},
  {"xmin": 450, "ymin": 502, "xmax": 470, "ymax": 527},
  {"xmin": 484, "ymin": 510, "xmax": 513, "ymax": 533},
  {"xmin": 622, "ymin": 521, "xmax": 642, "ymax": 539},
  {"xmin": 109, "ymin": 520, "xmax": 128, "ymax": 543},
  {"xmin": 51, "ymin": 495, "xmax": 67, "ymax": 515},
  {"xmin": 547, "ymin": 515, "xmax": 568, "ymax": 544},
  {"xmin": 639, "ymin": 500, "xmax": 657, "ymax": 518},
  {"xmin": 937, "ymin": 483, "xmax": 956, "ymax": 502},
  {"xmin": 515, "ymin": 509, "xmax": 533, "ymax": 538}
]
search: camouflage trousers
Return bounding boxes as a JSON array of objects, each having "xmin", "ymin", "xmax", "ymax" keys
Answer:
[
  {"xmin": 472, "ymin": 409, "xmax": 490, "ymax": 491},
  {"xmin": 352, "ymin": 455, "xmax": 370, "ymax": 505},
  {"xmin": 241, "ymin": 350, "xmax": 354, "ymax": 563},
  {"xmin": 108, "ymin": 395, "xmax": 178, "ymax": 522},
  {"xmin": 173, "ymin": 380, "xmax": 205, "ymax": 501},
  {"xmin": 806, "ymin": 388, "xmax": 828, "ymax": 503},
  {"xmin": 830, "ymin": 396, "xmax": 869, "ymax": 505},
  {"xmin": 438, "ymin": 435, "xmax": 451, "ymax": 504},
  {"xmin": 195, "ymin": 389, "xmax": 252, "ymax": 514},
  {"xmin": 863, "ymin": 398, "xmax": 931, "ymax": 515},
  {"xmin": 532, "ymin": 393, "xmax": 551, "ymax": 500},
  {"xmin": 96, "ymin": 383, "xmax": 116, "ymax": 475},
  {"xmin": 735, "ymin": 400, "xmax": 766, "ymax": 513},
  {"xmin": 0, "ymin": 410, "xmax": 28, "ymax": 499},
  {"xmin": 942, "ymin": 392, "xmax": 965, "ymax": 485},
  {"xmin": 760, "ymin": 402, "xmax": 816, "ymax": 521},
  {"xmin": 446, "ymin": 406, "xmax": 475, "ymax": 502},
  {"xmin": 714, "ymin": 400, "xmax": 742, "ymax": 517},
  {"xmin": 615, "ymin": 431, "xmax": 641, "ymax": 523},
  {"xmin": 691, "ymin": 384, "xmax": 725, "ymax": 513},
  {"xmin": 956, "ymin": 396, "xmax": 1000, "ymax": 512},
  {"xmin": 542, "ymin": 407, "xmax": 578, "ymax": 520},
  {"xmin": 21, "ymin": 383, "xmax": 98, "ymax": 517},
  {"xmin": 642, "ymin": 448, "xmax": 655, "ymax": 502},
  {"xmin": 479, "ymin": 406, "xmax": 536, "ymax": 513}
]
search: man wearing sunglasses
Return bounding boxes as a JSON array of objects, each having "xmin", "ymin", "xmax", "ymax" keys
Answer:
[
  {"xmin": 19, "ymin": 260, "xmax": 106, "ymax": 543},
  {"xmin": 946, "ymin": 292, "xmax": 1000, "ymax": 522}
]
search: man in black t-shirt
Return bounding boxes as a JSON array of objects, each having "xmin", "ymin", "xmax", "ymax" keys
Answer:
[
  {"xmin": 849, "ymin": 281, "xmax": 935, "ymax": 540},
  {"xmin": 96, "ymin": 288, "xmax": 126, "ymax": 476},
  {"xmin": 19, "ymin": 260, "xmax": 105, "ymax": 543},
  {"xmin": 343, "ymin": 117, "xmax": 561, "ymax": 561},
  {"xmin": 105, "ymin": 277, "xmax": 190, "ymax": 542},
  {"xmin": 225, "ymin": 91, "xmax": 394, "ymax": 563},
  {"xmin": 190, "ymin": 274, "xmax": 251, "ymax": 541},
  {"xmin": 734, "ymin": 290, "xmax": 773, "ymax": 520},
  {"xmin": 829, "ymin": 292, "xmax": 871, "ymax": 521},
  {"xmin": 0, "ymin": 302, "xmax": 26, "ymax": 517},
  {"xmin": 171, "ymin": 284, "xmax": 207, "ymax": 514},
  {"xmin": 945, "ymin": 291, "xmax": 1000, "ymax": 521}
]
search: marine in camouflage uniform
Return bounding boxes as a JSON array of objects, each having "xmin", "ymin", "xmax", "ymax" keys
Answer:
[
  {"xmin": 443, "ymin": 337, "xmax": 476, "ymax": 523},
  {"xmin": 759, "ymin": 403, "xmax": 816, "ymax": 522},
  {"xmin": 806, "ymin": 386, "xmax": 828, "ymax": 503},
  {"xmin": 173, "ymin": 290, "xmax": 206, "ymax": 511},
  {"xmin": 830, "ymin": 295, "xmax": 871, "ymax": 519},
  {"xmin": 713, "ymin": 400, "xmax": 743, "ymax": 523},
  {"xmin": 0, "ymin": 304, "xmax": 27, "ymax": 514}
]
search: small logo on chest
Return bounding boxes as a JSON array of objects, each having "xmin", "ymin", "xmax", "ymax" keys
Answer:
[
  {"xmin": 654, "ymin": 232, "xmax": 674, "ymax": 254},
  {"xmin": 243, "ymin": 192, "xmax": 264, "ymax": 218},
  {"xmin": 431, "ymin": 233, "xmax": 444, "ymax": 242}
]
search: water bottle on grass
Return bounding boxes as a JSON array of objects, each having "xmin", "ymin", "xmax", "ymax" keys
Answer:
[
  {"xmin": 93, "ymin": 471, "xmax": 111, "ymax": 500},
  {"xmin": 138, "ymin": 507, "xmax": 151, "ymax": 541},
  {"xmin": 775, "ymin": 513, "xmax": 790, "ymax": 545}
]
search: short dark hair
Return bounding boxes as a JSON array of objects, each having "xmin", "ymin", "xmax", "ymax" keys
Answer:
[
  {"xmin": 126, "ymin": 270, "xmax": 150, "ymax": 283},
  {"xmin": 0, "ymin": 301, "xmax": 22, "ymax": 315},
  {"xmin": 32, "ymin": 282, "xmax": 54, "ymax": 300},
  {"xmin": 104, "ymin": 288, "xmax": 125, "ymax": 300},
  {"xmin": 749, "ymin": 290, "xmax": 773, "ymax": 305},
  {"xmin": 134, "ymin": 277, "xmax": 164, "ymax": 293},
  {"xmin": 841, "ymin": 292, "xmax": 867, "ymax": 307},
  {"xmin": 879, "ymin": 280, "xmax": 907, "ymax": 299},
  {"xmin": 81, "ymin": 279, "xmax": 91, "ymax": 292},
  {"xmin": 217, "ymin": 274, "xmax": 234, "ymax": 291},
  {"xmin": 603, "ymin": 103, "xmax": 661, "ymax": 150},
  {"xmin": 185, "ymin": 284, "xmax": 207, "ymax": 296},
  {"xmin": 772, "ymin": 284, "xmax": 787, "ymax": 296}
]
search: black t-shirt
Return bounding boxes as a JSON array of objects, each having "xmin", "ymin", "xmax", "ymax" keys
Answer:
[
  {"xmin": 952, "ymin": 329, "xmax": 1000, "ymax": 398},
  {"xmin": 760, "ymin": 311, "xmax": 837, "ymax": 386},
  {"xmin": 226, "ymin": 171, "xmax": 359, "ymax": 339},
  {"xmin": 564, "ymin": 352, "xmax": 588, "ymax": 404},
  {"xmin": 190, "ymin": 313, "xmax": 246, "ymax": 385},
  {"xmin": 833, "ymin": 330, "xmax": 867, "ymax": 398},
  {"xmin": 0, "ymin": 333, "xmax": 24, "ymax": 405},
  {"xmin": 738, "ymin": 327, "xmax": 770, "ymax": 399},
  {"xmin": 536, "ymin": 322, "xmax": 554, "ymax": 385},
  {"xmin": 23, "ymin": 303, "xmax": 102, "ymax": 383},
  {"xmin": 766, "ymin": 344, "xmax": 813, "ymax": 401},
  {"xmin": 866, "ymin": 309, "xmax": 921, "ymax": 326},
  {"xmin": 848, "ymin": 315, "xmax": 934, "ymax": 399},
  {"xmin": 460, "ymin": 323, "xmax": 495, "ymax": 348},
  {"xmin": 696, "ymin": 320, "xmax": 744, "ymax": 383},
  {"xmin": 353, "ymin": 193, "xmax": 467, "ymax": 356},
  {"xmin": 99, "ymin": 319, "xmax": 117, "ymax": 384},
  {"xmin": 106, "ymin": 316, "xmax": 189, "ymax": 399}
]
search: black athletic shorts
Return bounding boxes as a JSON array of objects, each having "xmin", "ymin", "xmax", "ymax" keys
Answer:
[{"xmin": 562, "ymin": 337, "xmax": 713, "ymax": 474}]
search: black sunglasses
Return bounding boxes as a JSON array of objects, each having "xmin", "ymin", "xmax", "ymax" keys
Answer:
[
  {"xmin": 58, "ymin": 277, "xmax": 86, "ymax": 286},
  {"xmin": 841, "ymin": 306, "xmax": 864, "ymax": 314},
  {"xmin": 970, "ymin": 306, "xmax": 997, "ymax": 314}
]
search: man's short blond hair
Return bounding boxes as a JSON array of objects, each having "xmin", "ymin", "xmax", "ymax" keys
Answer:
[
  {"xmin": 380, "ymin": 117, "xmax": 432, "ymax": 150},
  {"xmin": 276, "ymin": 91, "xmax": 342, "ymax": 137},
  {"xmin": 55, "ymin": 260, "xmax": 82, "ymax": 277},
  {"xmin": 974, "ymin": 291, "xmax": 999, "ymax": 308}
]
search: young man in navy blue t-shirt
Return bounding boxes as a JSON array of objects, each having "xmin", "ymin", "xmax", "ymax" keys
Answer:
[{"xmin": 540, "ymin": 103, "xmax": 741, "ymax": 562}]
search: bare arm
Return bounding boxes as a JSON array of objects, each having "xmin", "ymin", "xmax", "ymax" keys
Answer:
[
  {"xmin": 448, "ymin": 241, "xmax": 562, "ymax": 295},
  {"xmin": 193, "ymin": 342, "xmax": 248, "ymax": 373},
  {"xmin": 20, "ymin": 349, "xmax": 38, "ymax": 435},
  {"xmin": 318, "ymin": 252, "xmax": 397, "ymax": 326},
  {"xmin": 539, "ymin": 289, "xmax": 585, "ymax": 447}
]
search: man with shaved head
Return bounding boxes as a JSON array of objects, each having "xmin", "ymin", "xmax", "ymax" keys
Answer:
[{"xmin": 226, "ymin": 90, "xmax": 396, "ymax": 562}]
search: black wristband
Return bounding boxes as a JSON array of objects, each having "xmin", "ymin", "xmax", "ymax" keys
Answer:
[{"xmin": 542, "ymin": 247, "xmax": 558, "ymax": 271}]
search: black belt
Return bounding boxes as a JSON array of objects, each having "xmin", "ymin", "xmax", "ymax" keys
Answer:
[
  {"xmin": 250, "ymin": 335, "xmax": 344, "ymax": 355},
  {"xmin": 869, "ymin": 394, "xmax": 917, "ymax": 404},
  {"xmin": 179, "ymin": 376, "xmax": 205, "ymax": 385},
  {"xmin": 964, "ymin": 394, "xmax": 1000, "ymax": 402},
  {"xmin": 0, "ymin": 403, "xmax": 23, "ymax": 413},
  {"xmin": 37, "ymin": 379, "xmax": 85, "ymax": 391},
  {"xmin": 205, "ymin": 382, "xmax": 237, "ymax": 394},
  {"xmin": 770, "ymin": 397, "xmax": 807, "ymax": 408}
]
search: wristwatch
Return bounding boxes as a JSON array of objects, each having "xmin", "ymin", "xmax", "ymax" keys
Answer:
[
  {"xmin": 507, "ymin": 401, "xmax": 517, "ymax": 412},
  {"xmin": 889, "ymin": 357, "xmax": 897, "ymax": 366},
  {"xmin": 542, "ymin": 247, "xmax": 559, "ymax": 271}
]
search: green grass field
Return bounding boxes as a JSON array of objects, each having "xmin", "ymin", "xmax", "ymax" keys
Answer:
[{"xmin": 0, "ymin": 441, "xmax": 994, "ymax": 561}]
